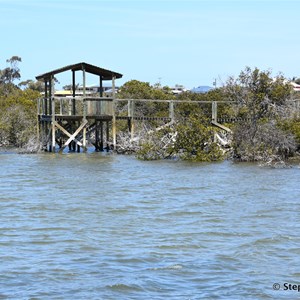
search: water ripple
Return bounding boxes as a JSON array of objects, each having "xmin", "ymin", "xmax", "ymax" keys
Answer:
[{"xmin": 0, "ymin": 154, "xmax": 299, "ymax": 299}]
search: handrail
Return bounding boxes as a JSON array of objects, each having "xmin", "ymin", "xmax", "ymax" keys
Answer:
[
  {"xmin": 114, "ymin": 98, "xmax": 236, "ymax": 104},
  {"xmin": 37, "ymin": 96, "xmax": 114, "ymax": 101}
]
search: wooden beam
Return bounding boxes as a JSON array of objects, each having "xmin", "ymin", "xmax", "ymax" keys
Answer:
[
  {"xmin": 72, "ymin": 70, "xmax": 76, "ymax": 115},
  {"xmin": 169, "ymin": 100, "xmax": 174, "ymax": 122},
  {"xmin": 82, "ymin": 67, "xmax": 87, "ymax": 151},
  {"xmin": 115, "ymin": 98, "xmax": 236, "ymax": 104},
  {"xmin": 51, "ymin": 77, "xmax": 56, "ymax": 152},
  {"xmin": 112, "ymin": 76, "xmax": 116, "ymax": 148},
  {"xmin": 211, "ymin": 120, "xmax": 232, "ymax": 133},
  {"xmin": 100, "ymin": 121, "xmax": 104, "ymax": 151},
  {"xmin": 44, "ymin": 80, "xmax": 48, "ymax": 115},
  {"xmin": 55, "ymin": 120, "xmax": 88, "ymax": 153},
  {"xmin": 112, "ymin": 108, "xmax": 116, "ymax": 149},
  {"xmin": 127, "ymin": 100, "xmax": 135, "ymax": 140},
  {"xmin": 49, "ymin": 79, "xmax": 52, "ymax": 115},
  {"xmin": 99, "ymin": 75, "xmax": 103, "ymax": 97},
  {"xmin": 112, "ymin": 75, "xmax": 116, "ymax": 97},
  {"xmin": 106, "ymin": 120, "xmax": 109, "ymax": 151},
  {"xmin": 95, "ymin": 121, "xmax": 99, "ymax": 151},
  {"xmin": 212, "ymin": 101, "xmax": 217, "ymax": 122},
  {"xmin": 36, "ymin": 99, "xmax": 40, "ymax": 148}
]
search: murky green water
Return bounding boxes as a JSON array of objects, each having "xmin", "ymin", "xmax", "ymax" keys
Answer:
[{"xmin": 0, "ymin": 152, "xmax": 300, "ymax": 299}]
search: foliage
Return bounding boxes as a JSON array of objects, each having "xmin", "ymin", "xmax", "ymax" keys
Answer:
[
  {"xmin": 171, "ymin": 113, "xmax": 224, "ymax": 161},
  {"xmin": 136, "ymin": 113, "xmax": 224, "ymax": 162},
  {"xmin": 0, "ymin": 56, "xmax": 42, "ymax": 148},
  {"xmin": 278, "ymin": 118, "xmax": 300, "ymax": 148},
  {"xmin": 232, "ymin": 121, "xmax": 296, "ymax": 161},
  {"xmin": 0, "ymin": 56, "xmax": 39, "ymax": 147},
  {"xmin": 18, "ymin": 80, "xmax": 44, "ymax": 92},
  {"xmin": 0, "ymin": 105, "xmax": 33, "ymax": 147},
  {"xmin": 0, "ymin": 88, "xmax": 39, "ymax": 147},
  {"xmin": 136, "ymin": 126, "xmax": 175, "ymax": 160},
  {"xmin": 116, "ymin": 80, "xmax": 175, "ymax": 124},
  {"xmin": 1, "ymin": 57, "xmax": 299, "ymax": 162},
  {"xmin": 117, "ymin": 80, "xmax": 225, "ymax": 161},
  {"xmin": 62, "ymin": 83, "xmax": 80, "ymax": 91},
  {"xmin": 118, "ymin": 80, "xmax": 174, "ymax": 100},
  {"xmin": 0, "ymin": 56, "xmax": 22, "ymax": 97},
  {"xmin": 225, "ymin": 66, "xmax": 295, "ymax": 161},
  {"xmin": 177, "ymin": 88, "xmax": 234, "ymax": 120},
  {"xmin": 136, "ymin": 141, "xmax": 162, "ymax": 160},
  {"xmin": 0, "ymin": 56, "xmax": 22, "ymax": 84},
  {"xmin": 0, "ymin": 83, "xmax": 19, "ymax": 97},
  {"xmin": 174, "ymin": 101, "xmax": 204, "ymax": 119},
  {"xmin": 225, "ymin": 66, "xmax": 292, "ymax": 119}
]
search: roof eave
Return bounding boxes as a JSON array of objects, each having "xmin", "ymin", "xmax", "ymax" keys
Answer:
[{"xmin": 36, "ymin": 62, "xmax": 123, "ymax": 81}]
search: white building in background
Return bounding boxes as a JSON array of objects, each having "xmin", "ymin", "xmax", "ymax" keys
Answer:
[
  {"xmin": 54, "ymin": 84, "xmax": 120, "ymax": 97},
  {"xmin": 170, "ymin": 84, "xmax": 188, "ymax": 95},
  {"xmin": 76, "ymin": 84, "xmax": 120, "ymax": 94},
  {"xmin": 291, "ymin": 82, "xmax": 300, "ymax": 92}
]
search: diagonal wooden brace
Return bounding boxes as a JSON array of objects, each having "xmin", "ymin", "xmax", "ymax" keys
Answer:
[{"xmin": 54, "ymin": 120, "xmax": 88, "ymax": 153}]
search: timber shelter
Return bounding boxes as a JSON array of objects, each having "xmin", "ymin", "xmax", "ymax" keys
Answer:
[{"xmin": 36, "ymin": 62, "xmax": 123, "ymax": 152}]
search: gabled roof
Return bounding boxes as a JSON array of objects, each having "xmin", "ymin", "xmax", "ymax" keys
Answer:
[{"xmin": 36, "ymin": 62, "xmax": 123, "ymax": 81}]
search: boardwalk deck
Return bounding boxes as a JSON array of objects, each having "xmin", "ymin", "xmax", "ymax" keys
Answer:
[{"xmin": 37, "ymin": 96, "xmax": 236, "ymax": 152}]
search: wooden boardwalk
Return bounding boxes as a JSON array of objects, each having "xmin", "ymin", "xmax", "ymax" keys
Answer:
[
  {"xmin": 37, "ymin": 96, "xmax": 237, "ymax": 152},
  {"xmin": 35, "ymin": 62, "xmax": 300, "ymax": 153},
  {"xmin": 35, "ymin": 62, "xmax": 236, "ymax": 152}
]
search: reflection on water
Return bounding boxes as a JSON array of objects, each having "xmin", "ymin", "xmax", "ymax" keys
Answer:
[{"xmin": 0, "ymin": 152, "xmax": 300, "ymax": 299}]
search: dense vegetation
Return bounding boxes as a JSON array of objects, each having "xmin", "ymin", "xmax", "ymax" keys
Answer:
[
  {"xmin": 223, "ymin": 67, "xmax": 298, "ymax": 162},
  {"xmin": 0, "ymin": 57, "xmax": 40, "ymax": 149},
  {"xmin": 117, "ymin": 69, "xmax": 300, "ymax": 163},
  {"xmin": 1, "ymin": 56, "xmax": 300, "ymax": 163}
]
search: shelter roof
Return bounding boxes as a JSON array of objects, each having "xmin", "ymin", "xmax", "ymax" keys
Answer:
[{"xmin": 36, "ymin": 62, "xmax": 123, "ymax": 81}]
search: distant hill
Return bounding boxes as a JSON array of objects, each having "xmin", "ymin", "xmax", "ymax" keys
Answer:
[{"xmin": 190, "ymin": 86, "xmax": 213, "ymax": 93}]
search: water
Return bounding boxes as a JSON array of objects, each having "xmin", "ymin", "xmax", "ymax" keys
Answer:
[{"xmin": 0, "ymin": 152, "xmax": 300, "ymax": 299}]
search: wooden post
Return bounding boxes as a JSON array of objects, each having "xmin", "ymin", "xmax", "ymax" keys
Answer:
[
  {"xmin": 49, "ymin": 79, "xmax": 52, "ymax": 115},
  {"xmin": 128, "ymin": 100, "xmax": 135, "ymax": 140},
  {"xmin": 82, "ymin": 67, "xmax": 87, "ymax": 151},
  {"xmin": 106, "ymin": 120, "xmax": 109, "ymax": 151},
  {"xmin": 99, "ymin": 76, "xmax": 103, "ymax": 97},
  {"xmin": 41, "ymin": 121, "xmax": 45, "ymax": 150},
  {"xmin": 44, "ymin": 81, "xmax": 49, "ymax": 150},
  {"xmin": 60, "ymin": 98, "xmax": 63, "ymax": 115},
  {"xmin": 72, "ymin": 70, "xmax": 76, "ymax": 115},
  {"xmin": 169, "ymin": 100, "xmax": 174, "ymax": 122},
  {"xmin": 100, "ymin": 121, "xmax": 104, "ymax": 151},
  {"xmin": 51, "ymin": 77, "xmax": 56, "ymax": 152},
  {"xmin": 37, "ymin": 98, "xmax": 40, "ymax": 149},
  {"xmin": 98, "ymin": 76, "xmax": 103, "ymax": 115},
  {"xmin": 128, "ymin": 100, "xmax": 131, "ymax": 133},
  {"xmin": 212, "ymin": 101, "xmax": 217, "ymax": 122},
  {"xmin": 48, "ymin": 79, "xmax": 52, "ymax": 151},
  {"xmin": 44, "ymin": 80, "xmax": 48, "ymax": 115},
  {"xmin": 95, "ymin": 121, "xmax": 99, "ymax": 151},
  {"xmin": 212, "ymin": 101, "xmax": 217, "ymax": 142},
  {"xmin": 112, "ymin": 75, "xmax": 116, "ymax": 149}
]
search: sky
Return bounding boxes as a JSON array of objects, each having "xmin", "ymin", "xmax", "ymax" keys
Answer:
[{"xmin": 1, "ymin": 0, "xmax": 300, "ymax": 90}]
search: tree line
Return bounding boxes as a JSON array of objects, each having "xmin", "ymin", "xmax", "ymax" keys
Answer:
[{"xmin": 1, "ymin": 56, "xmax": 300, "ymax": 163}]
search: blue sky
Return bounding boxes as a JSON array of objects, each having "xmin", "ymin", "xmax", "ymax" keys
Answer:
[{"xmin": 1, "ymin": 0, "xmax": 299, "ymax": 89}]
